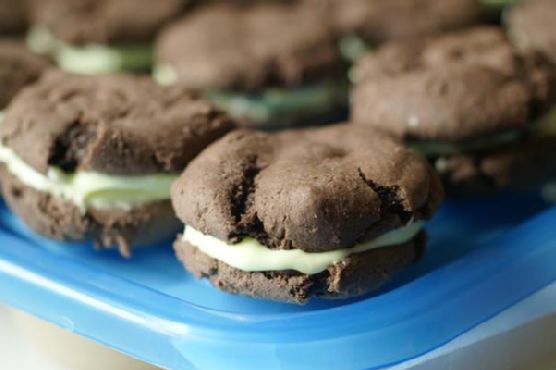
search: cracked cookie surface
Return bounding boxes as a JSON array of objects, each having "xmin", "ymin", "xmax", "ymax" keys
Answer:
[
  {"xmin": 0, "ymin": 72, "xmax": 234, "ymax": 254},
  {"xmin": 1, "ymin": 71, "xmax": 234, "ymax": 175},
  {"xmin": 171, "ymin": 124, "xmax": 443, "ymax": 302},
  {"xmin": 172, "ymin": 125, "xmax": 442, "ymax": 252}
]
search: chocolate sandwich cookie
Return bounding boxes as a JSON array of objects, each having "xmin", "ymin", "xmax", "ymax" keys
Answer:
[
  {"xmin": 351, "ymin": 27, "xmax": 556, "ymax": 195},
  {"xmin": 27, "ymin": 0, "xmax": 187, "ymax": 74},
  {"xmin": 155, "ymin": 3, "xmax": 347, "ymax": 128},
  {"xmin": 0, "ymin": 0, "xmax": 28, "ymax": 35},
  {"xmin": 171, "ymin": 125, "xmax": 443, "ymax": 303},
  {"xmin": 506, "ymin": 0, "xmax": 556, "ymax": 65},
  {"xmin": 318, "ymin": 0, "xmax": 489, "ymax": 62},
  {"xmin": 0, "ymin": 72, "xmax": 233, "ymax": 256},
  {"xmin": 0, "ymin": 40, "xmax": 50, "ymax": 110}
]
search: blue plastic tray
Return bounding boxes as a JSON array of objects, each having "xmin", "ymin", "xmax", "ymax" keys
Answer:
[{"xmin": 0, "ymin": 193, "xmax": 556, "ymax": 370}]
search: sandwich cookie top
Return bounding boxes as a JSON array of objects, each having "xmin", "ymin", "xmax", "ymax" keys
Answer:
[
  {"xmin": 27, "ymin": 0, "xmax": 188, "ymax": 74},
  {"xmin": 0, "ymin": 41, "xmax": 51, "ymax": 110},
  {"xmin": 506, "ymin": 0, "xmax": 556, "ymax": 65},
  {"xmin": 2, "ymin": 71, "xmax": 233, "ymax": 175},
  {"xmin": 0, "ymin": 72, "xmax": 234, "ymax": 211},
  {"xmin": 171, "ymin": 124, "xmax": 443, "ymax": 253},
  {"xmin": 351, "ymin": 27, "xmax": 556, "ymax": 144},
  {"xmin": 156, "ymin": 2, "xmax": 343, "ymax": 91}
]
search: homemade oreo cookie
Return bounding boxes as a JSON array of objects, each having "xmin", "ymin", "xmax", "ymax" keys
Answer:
[
  {"xmin": 0, "ymin": 72, "xmax": 233, "ymax": 256},
  {"xmin": 0, "ymin": 40, "xmax": 50, "ymax": 110},
  {"xmin": 320, "ymin": 0, "xmax": 489, "ymax": 61},
  {"xmin": 171, "ymin": 125, "xmax": 443, "ymax": 303},
  {"xmin": 351, "ymin": 27, "xmax": 556, "ymax": 195},
  {"xmin": 27, "ymin": 0, "xmax": 187, "ymax": 74},
  {"xmin": 155, "ymin": 2, "xmax": 347, "ymax": 128}
]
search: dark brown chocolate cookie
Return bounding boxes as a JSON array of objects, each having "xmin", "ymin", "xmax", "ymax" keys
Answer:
[
  {"xmin": 171, "ymin": 124, "xmax": 443, "ymax": 301},
  {"xmin": 0, "ymin": 72, "xmax": 234, "ymax": 254},
  {"xmin": 1, "ymin": 71, "xmax": 233, "ymax": 175},
  {"xmin": 351, "ymin": 27, "xmax": 556, "ymax": 195},
  {"xmin": 0, "ymin": 168, "xmax": 180, "ymax": 257},
  {"xmin": 29, "ymin": 0, "xmax": 187, "ymax": 44},
  {"xmin": 0, "ymin": 0, "xmax": 28, "ymax": 35},
  {"xmin": 435, "ymin": 136, "xmax": 556, "ymax": 195},
  {"xmin": 172, "ymin": 125, "xmax": 442, "ymax": 251},
  {"xmin": 506, "ymin": 0, "xmax": 556, "ymax": 65},
  {"xmin": 322, "ymin": 0, "xmax": 487, "ymax": 44},
  {"xmin": 352, "ymin": 27, "xmax": 556, "ymax": 142},
  {"xmin": 156, "ymin": 2, "xmax": 343, "ymax": 91},
  {"xmin": 174, "ymin": 233, "xmax": 425, "ymax": 303},
  {"xmin": 0, "ymin": 40, "xmax": 50, "ymax": 109}
]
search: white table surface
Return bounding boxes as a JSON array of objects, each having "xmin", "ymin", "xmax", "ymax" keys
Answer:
[
  {"xmin": 0, "ymin": 306, "xmax": 61, "ymax": 370},
  {"xmin": 3, "ymin": 282, "xmax": 556, "ymax": 370}
]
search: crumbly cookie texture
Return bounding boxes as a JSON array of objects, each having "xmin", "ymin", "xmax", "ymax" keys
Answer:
[
  {"xmin": 435, "ymin": 136, "xmax": 556, "ymax": 195},
  {"xmin": 174, "ymin": 234, "xmax": 425, "ymax": 303},
  {"xmin": 1, "ymin": 71, "xmax": 234, "ymax": 175},
  {"xmin": 171, "ymin": 125, "xmax": 442, "ymax": 252},
  {"xmin": 0, "ymin": 168, "xmax": 181, "ymax": 257},
  {"xmin": 0, "ymin": 72, "xmax": 234, "ymax": 255},
  {"xmin": 171, "ymin": 124, "xmax": 442, "ymax": 302}
]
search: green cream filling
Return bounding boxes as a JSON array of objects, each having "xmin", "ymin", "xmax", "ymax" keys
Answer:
[
  {"xmin": 27, "ymin": 26, "xmax": 153, "ymax": 74},
  {"xmin": 481, "ymin": 0, "xmax": 520, "ymax": 9},
  {"xmin": 182, "ymin": 221, "xmax": 424, "ymax": 275},
  {"xmin": 411, "ymin": 131, "xmax": 522, "ymax": 156},
  {"xmin": 154, "ymin": 64, "xmax": 347, "ymax": 124},
  {"xmin": 339, "ymin": 35, "xmax": 373, "ymax": 63},
  {"xmin": 0, "ymin": 141, "xmax": 176, "ymax": 212},
  {"xmin": 205, "ymin": 84, "xmax": 347, "ymax": 124},
  {"xmin": 534, "ymin": 109, "xmax": 556, "ymax": 138},
  {"xmin": 154, "ymin": 64, "xmax": 178, "ymax": 87},
  {"xmin": 413, "ymin": 108, "xmax": 556, "ymax": 157}
]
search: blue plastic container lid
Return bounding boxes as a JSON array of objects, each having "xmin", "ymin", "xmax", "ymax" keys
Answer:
[{"xmin": 0, "ymin": 194, "xmax": 555, "ymax": 370}]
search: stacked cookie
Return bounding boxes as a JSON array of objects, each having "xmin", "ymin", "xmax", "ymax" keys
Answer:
[
  {"xmin": 171, "ymin": 126, "xmax": 442, "ymax": 302},
  {"xmin": 351, "ymin": 26, "xmax": 556, "ymax": 194},
  {"xmin": 0, "ymin": 72, "xmax": 233, "ymax": 256},
  {"xmin": 0, "ymin": 0, "xmax": 553, "ymax": 303},
  {"xmin": 27, "ymin": 0, "xmax": 187, "ymax": 74},
  {"xmin": 155, "ymin": 2, "xmax": 348, "ymax": 128},
  {"xmin": 320, "ymin": 0, "xmax": 491, "ymax": 61}
]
